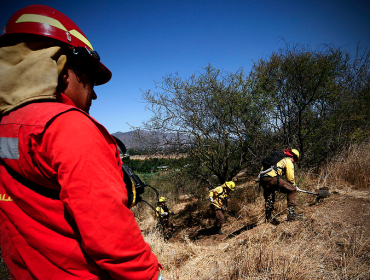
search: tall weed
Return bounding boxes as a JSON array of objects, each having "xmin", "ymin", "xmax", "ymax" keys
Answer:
[{"xmin": 327, "ymin": 141, "xmax": 370, "ymax": 190}]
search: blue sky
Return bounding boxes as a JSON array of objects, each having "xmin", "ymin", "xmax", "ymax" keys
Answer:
[{"xmin": 2, "ymin": 0, "xmax": 370, "ymax": 133}]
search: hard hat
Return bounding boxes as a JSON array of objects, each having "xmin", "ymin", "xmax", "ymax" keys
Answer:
[
  {"xmin": 225, "ymin": 181, "xmax": 235, "ymax": 191},
  {"xmin": 159, "ymin": 197, "xmax": 166, "ymax": 203},
  {"xmin": 291, "ymin": 149, "xmax": 300, "ymax": 159},
  {"xmin": 284, "ymin": 148, "xmax": 300, "ymax": 160},
  {"xmin": 0, "ymin": 4, "xmax": 111, "ymax": 85}
]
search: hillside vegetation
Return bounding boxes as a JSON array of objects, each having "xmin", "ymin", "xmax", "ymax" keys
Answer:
[{"xmin": 133, "ymin": 141, "xmax": 370, "ymax": 280}]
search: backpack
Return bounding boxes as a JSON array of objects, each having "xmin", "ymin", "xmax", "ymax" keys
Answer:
[
  {"xmin": 261, "ymin": 151, "xmax": 286, "ymax": 171},
  {"xmin": 258, "ymin": 150, "xmax": 286, "ymax": 191}
]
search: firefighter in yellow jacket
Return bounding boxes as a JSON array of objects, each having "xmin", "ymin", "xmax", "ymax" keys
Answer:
[
  {"xmin": 209, "ymin": 181, "xmax": 235, "ymax": 234},
  {"xmin": 259, "ymin": 149, "xmax": 301, "ymax": 221},
  {"xmin": 156, "ymin": 197, "xmax": 174, "ymax": 236}
]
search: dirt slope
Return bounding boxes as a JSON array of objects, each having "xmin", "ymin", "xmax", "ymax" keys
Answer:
[
  {"xmin": 151, "ymin": 186, "xmax": 370, "ymax": 279},
  {"xmin": 169, "ymin": 188, "xmax": 370, "ymax": 245}
]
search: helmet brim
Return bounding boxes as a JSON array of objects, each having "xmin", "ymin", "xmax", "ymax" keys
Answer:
[{"xmin": 96, "ymin": 61, "xmax": 112, "ymax": 85}]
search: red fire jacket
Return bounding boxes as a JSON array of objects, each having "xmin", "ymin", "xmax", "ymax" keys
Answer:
[{"xmin": 0, "ymin": 96, "xmax": 160, "ymax": 279}]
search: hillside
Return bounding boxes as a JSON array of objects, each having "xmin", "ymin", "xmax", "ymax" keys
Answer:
[
  {"xmin": 111, "ymin": 130, "xmax": 142, "ymax": 150},
  {"xmin": 133, "ymin": 142, "xmax": 370, "ymax": 279},
  {"xmin": 137, "ymin": 181, "xmax": 370, "ymax": 279},
  {"xmin": 112, "ymin": 130, "xmax": 191, "ymax": 151}
]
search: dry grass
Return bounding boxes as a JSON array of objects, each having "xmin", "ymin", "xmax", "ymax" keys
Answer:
[
  {"xmin": 146, "ymin": 214, "xmax": 369, "ymax": 279},
  {"xmin": 145, "ymin": 194, "xmax": 370, "ymax": 280},
  {"xmin": 325, "ymin": 141, "xmax": 370, "ymax": 190},
  {"xmin": 144, "ymin": 142, "xmax": 370, "ymax": 279}
]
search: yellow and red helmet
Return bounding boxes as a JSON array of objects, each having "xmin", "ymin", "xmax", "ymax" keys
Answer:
[
  {"xmin": 0, "ymin": 4, "xmax": 111, "ymax": 85},
  {"xmin": 284, "ymin": 148, "xmax": 300, "ymax": 161}
]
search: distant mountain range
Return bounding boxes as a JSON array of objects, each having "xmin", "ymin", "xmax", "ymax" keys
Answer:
[
  {"xmin": 112, "ymin": 130, "xmax": 191, "ymax": 150},
  {"xmin": 111, "ymin": 130, "xmax": 141, "ymax": 150}
]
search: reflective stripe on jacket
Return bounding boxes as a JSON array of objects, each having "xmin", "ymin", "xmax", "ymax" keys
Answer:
[{"xmin": 0, "ymin": 98, "xmax": 159, "ymax": 280}]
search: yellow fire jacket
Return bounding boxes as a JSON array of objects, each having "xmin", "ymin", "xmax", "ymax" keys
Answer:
[
  {"xmin": 209, "ymin": 185, "xmax": 229, "ymax": 209},
  {"xmin": 265, "ymin": 157, "xmax": 296, "ymax": 185},
  {"xmin": 155, "ymin": 205, "xmax": 172, "ymax": 219}
]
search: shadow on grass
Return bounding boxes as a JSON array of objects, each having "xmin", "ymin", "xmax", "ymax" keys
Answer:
[{"xmin": 192, "ymin": 227, "xmax": 219, "ymax": 239}]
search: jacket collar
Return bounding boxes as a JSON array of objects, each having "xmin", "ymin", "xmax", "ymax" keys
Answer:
[{"xmin": 56, "ymin": 92, "xmax": 77, "ymax": 107}]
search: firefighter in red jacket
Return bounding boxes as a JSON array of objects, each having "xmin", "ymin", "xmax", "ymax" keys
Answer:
[{"xmin": 0, "ymin": 5, "xmax": 163, "ymax": 280}]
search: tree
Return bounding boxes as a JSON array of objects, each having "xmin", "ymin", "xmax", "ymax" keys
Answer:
[
  {"xmin": 339, "ymin": 45, "xmax": 370, "ymax": 141},
  {"xmin": 249, "ymin": 41, "xmax": 370, "ymax": 165},
  {"xmin": 141, "ymin": 65, "xmax": 266, "ymax": 186}
]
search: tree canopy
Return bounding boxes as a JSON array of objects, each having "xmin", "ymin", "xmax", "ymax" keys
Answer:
[
  {"xmin": 141, "ymin": 42, "xmax": 370, "ymax": 185},
  {"xmin": 250, "ymin": 41, "xmax": 370, "ymax": 164},
  {"xmin": 141, "ymin": 65, "xmax": 267, "ymax": 186}
]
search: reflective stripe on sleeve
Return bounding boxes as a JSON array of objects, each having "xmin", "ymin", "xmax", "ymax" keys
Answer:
[{"xmin": 0, "ymin": 137, "xmax": 19, "ymax": 159}]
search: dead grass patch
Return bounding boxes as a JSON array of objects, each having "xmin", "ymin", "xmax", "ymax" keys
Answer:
[
  {"xmin": 147, "ymin": 194, "xmax": 370, "ymax": 279},
  {"xmin": 326, "ymin": 141, "xmax": 370, "ymax": 190}
]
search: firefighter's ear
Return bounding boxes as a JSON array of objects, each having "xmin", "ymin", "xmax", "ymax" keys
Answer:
[
  {"xmin": 57, "ymin": 65, "xmax": 74, "ymax": 93},
  {"xmin": 57, "ymin": 66, "xmax": 69, "ymax": 91},
  {"xmin": 61, "ymin": 72, "xmax": 68, "ymax": 84}
]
